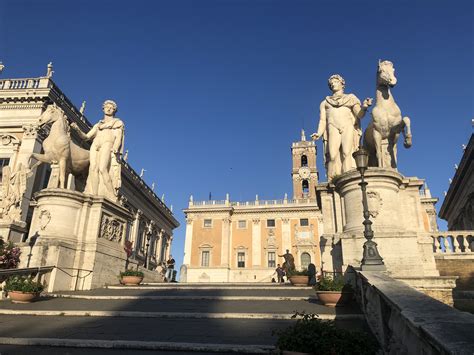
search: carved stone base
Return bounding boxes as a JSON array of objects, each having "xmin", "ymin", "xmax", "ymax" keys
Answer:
[
  {"xmin": 0, "ymin": 220, "xmax": 28, "ymax": 243},
  {"xmin": 18, "ymin": 188, "xmax": 149, "ymax": 291},
  {"xmin": 334, "ymin": 168, "xmax": 439, "ymax": 277}
]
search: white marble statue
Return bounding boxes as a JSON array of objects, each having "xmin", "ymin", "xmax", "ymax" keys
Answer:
[
  {"xmin": 363, "ymin": 60, "xmax": 412, "ymax": 168},
  {"xmin": 79, "ymin": 101, "xmax": 86, "ymax": 114},
  {"xmin": 32, "ymin": 104, "xmax": 90, "ymax": 189},
  {"xmin": 311, "ymin": 74, "xmax": 372, "ymax": 180},
  {"xmin": 0, "ymin": 163, "xmax": 33, "ymax": 221},
  {"xmin": 71, "ymin": 100, "xmax": 124, "ymax": 200},
  {"xmin": 46, "ymin": 62, "xmax": 54, "ymax": 78}
]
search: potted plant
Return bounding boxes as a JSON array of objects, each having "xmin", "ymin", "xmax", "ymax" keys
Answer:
[
  {"xmin": 120, "ymin": 269, "xmax": 144, "ymax": 285},
  {"xmin": 4, "ymin": 276, "xmax": 44, "ymax": 303},
  {"xmin": 287, "ymin": 269, "xmax": 309, "ymax": 286},
  {"xmin": 274, "ymin": 312, "xmax": 378, "ymax": 355},
  {"xmin": 315, "ymin": 275, "xmax": 353, "ymax": 306}
]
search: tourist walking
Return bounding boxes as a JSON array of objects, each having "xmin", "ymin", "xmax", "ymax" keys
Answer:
[{"xmin": 165, "ymin": 255, "xmax": 175, "ymax": 282}]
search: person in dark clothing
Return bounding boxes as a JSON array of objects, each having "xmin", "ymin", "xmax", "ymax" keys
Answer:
[
  {"xmin": 275, "ymin": 264, "xmax": 285, "ymax": 283},
  {"xmin": 307, "ymin": 263, "xmax": 317, "ymax": 286},
  {"xmin": 165, "ymin": 255, "xmax": 175, "ymax": 282}
]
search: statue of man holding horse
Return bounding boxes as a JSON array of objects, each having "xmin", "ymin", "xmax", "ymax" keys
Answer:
[
  {"xmin": 311, "ymin": 75, "xmax": 372, "ymax": 181},
  {"xmin": 71, "ymin": 100, "xmax": 124, "ymax": 200}
]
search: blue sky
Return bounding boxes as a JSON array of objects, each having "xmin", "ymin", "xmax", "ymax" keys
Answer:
[{"xmin": 1, "ymin": 0, "xmax": 473, "ymax": 269}]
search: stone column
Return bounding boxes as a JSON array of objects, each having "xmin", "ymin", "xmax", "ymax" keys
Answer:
[
  {"xmin": 130, "ymin": 210, "xmax": 142, "ymax": 249},
  {"xmin": 165, "ymin": 236, "xmax": 172, "ymax": 260},
  {"xmin": 252, "ymin": 219, "xmax": 261, "ymax": 266},
  {"xmin": 282, "ymin": 218, "xmax": 291, "ymax": 252},
  {"xmin": 156, "ymin": 229, "xmax": 164, "ymax": 263},
  {"xmin": 221, "ymin": 218, "xmax": 231, "ymax": 267},
  {"xmin": 183, "ymin": 218, "xmax": 193, "ymax": 265}
]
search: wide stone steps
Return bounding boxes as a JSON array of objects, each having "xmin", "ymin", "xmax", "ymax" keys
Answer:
[{"xmin": 0, "ymin": 283, "xmax": 369, "ymax": 354}]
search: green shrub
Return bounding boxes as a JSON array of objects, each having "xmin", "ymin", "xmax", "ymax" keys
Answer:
[
  {"xmin": 316, "ymin": 275, "xmax": 352, "ymax": 292},
  {"xmin": 120, "ymin": 270, "xmax": 144, "ymax": 277},
  {"xmin": 4, "ymin": 276, "xmax": 44, "ymax": 293},
  {"xmin": 274, "ymin": 312, "xmax": 378, "ymax": 354},
  {"xmin": 287, "ymin": 269, "xmax": 309, "ymax": 277}
]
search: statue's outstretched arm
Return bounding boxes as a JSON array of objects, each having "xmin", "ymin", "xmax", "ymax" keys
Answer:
[
  {"xmin": 71, "ymin": 123, "xmax": 97, "ymax": 141},
  {"xmin": 312, "ymin": 101, "xmax": 327, "ymax": 140},
  {"xmin": 354, "ymin": 98, "xmax": 373, "ymax": 119}
]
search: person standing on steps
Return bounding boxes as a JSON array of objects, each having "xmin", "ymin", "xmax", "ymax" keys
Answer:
[{"xmin": 165, "ymin": 255, "xmax": 175, "ymax": 282}]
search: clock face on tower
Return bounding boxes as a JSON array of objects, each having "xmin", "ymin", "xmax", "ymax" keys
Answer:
[{"xmin": 298, "ymin": 166, "xmax": 311, "ymax": 179}]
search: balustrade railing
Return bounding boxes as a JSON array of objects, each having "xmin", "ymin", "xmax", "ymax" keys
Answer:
[
  {"xmin": 0, "ymin": 77, "xmax": 48, "ymax": 90},
  {"xmin": 190, "ymin": 197, "xmax": 317, "ymax": 207},
  {"xmin": 430, "ymin": 231, "xmax": 474, "ymax": 253}
]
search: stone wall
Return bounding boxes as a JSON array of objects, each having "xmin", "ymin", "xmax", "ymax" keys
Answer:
[
  {"xmin": 435, "ymin": 254, "xmax": 474, "ymax": 290},
  {"xmin": 353, "ymin": 269, "xmax": 474, "ymax": 354}
]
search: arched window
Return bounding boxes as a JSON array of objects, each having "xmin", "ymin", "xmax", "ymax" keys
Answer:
[
  {"xmin": 302, "ymin": 180, "xmax": 309, "ymax": 196},
  {"xmin": 301, "ymin": 155, "xmax": 308, "ymax": 167},
  {"xmin": 301, "ymin": 252, "xmax": 311, "ymax": 270}
]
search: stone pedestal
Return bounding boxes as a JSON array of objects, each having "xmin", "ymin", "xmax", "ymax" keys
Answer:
[
  {"xmin": 333, "ymin": 168, "xmax": 439, "ymax": 278},
  {"xmin": 19, "ymin": 188, "xmax": 139, "ymax": 291},
  {"xmin": 0, "ymin": 220, "xmax": 28, "ymax": 243}
]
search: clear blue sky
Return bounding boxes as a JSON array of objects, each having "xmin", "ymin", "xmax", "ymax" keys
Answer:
[{"xmin": 1, "ymin": 0, "xmax": 473, "ymax": 269}]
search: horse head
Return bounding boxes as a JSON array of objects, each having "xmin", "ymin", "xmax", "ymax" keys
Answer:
[
  {"xmin": 37, "ymin": 103, "xmax": 67, "ymax": 128},
  {"xmin": 377, "ymin": 60, "xmax": 397, "ymax": 88}
]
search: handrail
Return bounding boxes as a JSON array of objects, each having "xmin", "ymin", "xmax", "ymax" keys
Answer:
[{"xmin": 0, "ymin": 265, "xmax": 54, "ymax": 276}]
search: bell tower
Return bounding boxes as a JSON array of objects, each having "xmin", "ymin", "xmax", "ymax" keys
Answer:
[{"xmin": 291, "ymin": 129, "xmax": 318, "ymax": 199}]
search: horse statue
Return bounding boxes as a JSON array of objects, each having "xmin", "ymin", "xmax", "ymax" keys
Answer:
[
  {"xmin": 363, "ymin": 60, "xmax": 412, "ymax": 168},
  {"xmin": 31, "ymin": 104, "xmax": 90, "ymax": 190}
]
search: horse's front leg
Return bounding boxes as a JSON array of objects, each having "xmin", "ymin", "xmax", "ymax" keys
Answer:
[
  {"xmin": 402, "ymin": 116, "xmax": 412, "ymax": 148},
  {"xmin": 390, "ymin": 132, "xmax": 400, "ymax": 168},
  {"xmin": 373, "ymin": 129, "xmax": 383, "ymax": 167},
  {"xmin": 58, "ymin": 158, "xmax": 67, "ymax": 189}
]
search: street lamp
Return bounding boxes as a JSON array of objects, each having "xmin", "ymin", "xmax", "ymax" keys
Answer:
[
  {"xmin": 144, "ymin": 233, "xmax": 151, "ymax": 269},
  {"xmin": 352, "ymin": 148, "xmax": 386, "ymax": 271}
]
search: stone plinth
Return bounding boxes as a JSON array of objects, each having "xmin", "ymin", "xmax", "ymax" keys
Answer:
[
  {"xmin": 333, "ymin": 168, "xmax": 403, "ymax": 234},
  {"xmin": 0, "ymin": 220, "xmax": 28, "ymax": 243},
  {"xmin": 334, "ymin": 168, "xmax": 439, "ymax": 277},
  {"xmin": 19, "ymin": 188, "xmax": 161, "ymax": 291}
]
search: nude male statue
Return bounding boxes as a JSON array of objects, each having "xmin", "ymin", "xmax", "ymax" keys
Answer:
[
  {"xmin": 71, "ymin": 100, "xmax": 124, "ymax": 199},
  {"xmin": 311, "ymin": 75, "xmax": 372, "ymax": 181}
]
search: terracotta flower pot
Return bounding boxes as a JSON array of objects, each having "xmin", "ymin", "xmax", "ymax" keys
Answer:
[
  {"xmin": 8, "ymin": 291, "xmax": 40, "ymax": 303},
  {"xmin": 316, "ymin": 291, "xmax": 353, "ymax": 307},
  {"xmin": 121, "ymin": 275, "xmax": 143, "ymax": 285},
  {"xmin": 289, "ymin": 275, "xmax": 309, "ymax": 286}
]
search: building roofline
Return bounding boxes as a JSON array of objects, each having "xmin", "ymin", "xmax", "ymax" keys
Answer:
[{"xmin": 439, "ymin": 133, "xmax": 474, "ymax": 220}]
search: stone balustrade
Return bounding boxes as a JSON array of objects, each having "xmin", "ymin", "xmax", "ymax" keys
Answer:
[
  {"xmin": 430, "ymin": 231, "xmax": 474, "ymax": 253},
  {"xmin": 189, "ymin": 198, "xmax": 317, "ymax": 208},
  {"xmin": 353, "ymin": 269, "xmax": 474, "ymax": 354},
  {"xmin": 0, "ymin": 77, "xmax": 49, "ymax": 90}
]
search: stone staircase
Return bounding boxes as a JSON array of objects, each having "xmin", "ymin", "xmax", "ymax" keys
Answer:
[{"xmin": 0, "ymin": 283, "xmax": 369, "ymax": 354}]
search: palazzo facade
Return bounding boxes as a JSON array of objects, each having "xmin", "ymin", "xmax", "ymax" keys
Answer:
[{"xmin": 182, "ymin": 131, "xmax": 322, "ymax": 283}]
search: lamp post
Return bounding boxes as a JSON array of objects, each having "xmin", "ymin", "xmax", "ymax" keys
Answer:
[
  {"xmin": 144, "ymin": 233, "xmax": 151, "ymax": 269},
  {"xmin": 352, "ymin": 148, "xmax": 386, "ymax": 271}
]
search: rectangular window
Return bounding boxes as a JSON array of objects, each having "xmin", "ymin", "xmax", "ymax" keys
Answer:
[
  {"xmin": 201, "ymin": 251, "xmax": 210, "ymax": 267},
  {"xmin": 268, "ymin": 252, "xmax": 276, "ymax": 268},
  {"xmin": 203, "ymin": 219, "xmax": 212, "ymax": 228},
  {"xmin": 237, "ymin": 252, "xmax": 245, "ymax": 268},
  {"xmin": 300, "ymin": 218, "xmax": 309, "ymax": 227},
  {"xmin": 238, "ymin": 220, "xmax": 247, "ymax": 229},
  {"xmin": 0, "ymin": 158, "xmax": 10, "ymax": 183},
  {"xmin": 266, "ymin": 219, "xmax": 275, "ymax": 228}
]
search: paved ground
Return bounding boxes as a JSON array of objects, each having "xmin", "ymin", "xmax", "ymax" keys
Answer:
[{"xmin": 0, "ymin": 283, "xmax": 370, "ymax": 353}]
